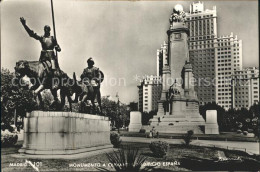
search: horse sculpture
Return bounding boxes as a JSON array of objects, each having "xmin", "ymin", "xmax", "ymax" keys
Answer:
[
  {"xmin": 15, "ymin": 60, "xmax": 104, "ymax": 114},
  {"xmin": 14, "ymin": 60, "xmax": 73, "ymax": 111},
  {"xmin": 72, "ymin": 72, "xmax": 104, "ymax": 114}
]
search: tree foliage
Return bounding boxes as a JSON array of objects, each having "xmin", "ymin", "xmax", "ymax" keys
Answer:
[
  {"xmin": 1, "ymin": 68, "xmax": 37, "ymax": 130},
  {"xmin": 142, "ymin": 110, "xmax": 157, "ymax": 125},
  {"xmin": 199, "ymin": 101, "xmax": 259, "ymax": 135},
  {"xmin": 101, "ymin": 97, "xmax": 130, "ymax": 129}
]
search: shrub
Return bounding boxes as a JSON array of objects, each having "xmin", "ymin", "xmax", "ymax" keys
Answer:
[
  {"xmin": 237, "ymin": 129, "xmax": 242, "ymax": 134},
  {"xmin": 106, "ymin": 145, "xmax": 147, "ymax": 171},
  {"xmin": 110, "ymin": 132, "xmax": 121, "ymax": 148},
  {"xmin": 139, "ymin": 129, "xmax": 146, "ymax": 133},
  {"xmin": 149, "ymin": 141, "xmax": 169, "ymax": 158},
  {"xmin": 243, "ymin": 131, "xmax": 248, "ymax": 135},
  {"xmin": 1, "ymin": 130, "xmax": 18, "ymax": 147},
  {"xmin": 183, "ymin": 130, "xmax": 194, "ymax": 146}
]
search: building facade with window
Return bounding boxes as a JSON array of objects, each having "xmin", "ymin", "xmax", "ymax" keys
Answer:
[
  {"xmin": 185, "ymin": 2, "xmax": 243, "ymax": 109},
  {"xmin": 156, "ymin": 41, "xmax": 168, "ymax": 77},
  {"xmin": 232, "ymin": 67, "xmax": 259, "ymax": 109},
  {"xmin": 215, "ymin": 33, "xmax": 243, "ymax": 109},
  {"xmin": 137, "ymin": 75, "xmax": 162, "ymax": 112},
  {"xmin": 185, "ymin": 1, "xmax": 217, "ymax": 104}
]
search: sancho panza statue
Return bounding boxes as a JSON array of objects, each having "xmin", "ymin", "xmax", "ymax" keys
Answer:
[
  {"xmin": 20, "ymin": 17, "xmax": 61, "ymax": 81},
  {"xmin": 79, "ymin": 57, "xmax": 102, "ymax": 113}
]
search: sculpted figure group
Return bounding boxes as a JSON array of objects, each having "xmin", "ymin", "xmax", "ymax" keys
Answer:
[{"xmin": 15, "ymin": 18, "xmax": 103, "ymax": 114}]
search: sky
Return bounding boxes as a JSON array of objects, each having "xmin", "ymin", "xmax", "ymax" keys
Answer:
[{"xmin": 1, "ymin": 0, "xmax": 259, "ymax": 104}]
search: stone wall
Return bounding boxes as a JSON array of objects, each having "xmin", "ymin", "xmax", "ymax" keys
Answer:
[{"xmin": 19, "ymin": 111, "xmax": 112, "ymax": 155}]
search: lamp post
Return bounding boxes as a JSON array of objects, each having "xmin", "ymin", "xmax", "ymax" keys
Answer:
[{"xmin": 116, "ymin": 93, "xmax": 120, "ymax": 133}]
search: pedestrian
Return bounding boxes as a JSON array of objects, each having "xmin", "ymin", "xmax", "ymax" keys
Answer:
[
  {"xmin": 151, "ymin": 126, "xmax": 156, "ymax": 138},
  {"xmin": 149, "ymin": 130, "xmax": 153, "ymax": 138}
]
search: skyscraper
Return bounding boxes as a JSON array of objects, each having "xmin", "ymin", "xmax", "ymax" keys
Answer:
[
  {"xmin": 137, "ymin": 75, "xmax": 162, "ymax": 112},
  {"xmin": 185, "ymin": 2, "xmax": 243, "ymax": 109},
  {"xmin": 156, "ymin": 42, "xmax": 168, "ymax": 77},
  {"xmin": 215, "ymin": 33, "xmax": 242, "ymax": 109},
  {"xmin": 185, "ymin": 1, "xmax": 217, "ymax": 105}
]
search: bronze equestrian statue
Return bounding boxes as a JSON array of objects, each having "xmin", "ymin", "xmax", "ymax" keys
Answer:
[
  {"xmin": 73, "ymin": 58, "xmax": 104, "ymax": 113},
  {"xmin": 18, "ymin": 18, "xmax": 104, "ymax": 113},
  {"xmin": 20, "ymin": 17, "xmax": 61, "ymax": 93},
  {"xmin": 18, "ymin": 17, "xmax": 68, "ymax": 110},
  {"xmin": 14, "ymin": 60, "xmax": 73, "ymax": 111}
]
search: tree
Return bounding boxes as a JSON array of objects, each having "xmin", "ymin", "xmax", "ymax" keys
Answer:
[
  {"xmin": 141, "ymin": 110, "xmax": 157, "ymax": 125},
  {"xmin": 101, "ymin": 97, "xmax": 129, "ymax": 130},
  {"xmin": 249, "ymin": 103, "xmax": 259, "ymax": 136},
  {"xmin": 200, "ymin": 101, "xmax": 260, "ymax": 134},
  {"xmin": 1, "ymin": 68, "xmax": 37, "ymax": 131},
  {"xmin": 249, "ymin": 103, "xmax": 259, "ymax": 117},
  {"xmin": 129, "ymin": 102, "xmax": 138, "ymax": 111}
]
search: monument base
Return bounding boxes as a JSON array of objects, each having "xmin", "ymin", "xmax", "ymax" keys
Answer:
[
  {"xmin": 129, "ymin": 124, "xmax": 142, "ymax": 132},
  {"xmin": 128, "ymin": 111, "xmax": 142, "ymax": 132},
  {"xmin": 149, "ymin": 100, "xmax": 206, "ymax": 134},
  {"xmin": 205, "ymin": 110, "xmax": 219, "ymax": 134},
  {"xmin": 16, "ymin": 111, "xmax": 112, "ymax": 159},
  {"xmin": 144, "ymin": 123, "xmax": 204, "ymax": 134},
  {"xmin": 205, "ymin": 124, "xmax": 219, "ymax": 134},
  {"xmin": 13, "ymin": 145, "xmax": 113, "ymax": 159}
]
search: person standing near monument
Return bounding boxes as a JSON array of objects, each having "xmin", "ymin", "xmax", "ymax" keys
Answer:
[
  {"xmin": 20, "ymin": 17, "xmax": 61, "ymax": 79},
  {"xmin": 151, "ymin": 126, "xmax": 157, "ymax": 138}
]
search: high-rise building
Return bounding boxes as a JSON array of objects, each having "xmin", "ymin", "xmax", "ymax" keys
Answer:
[
  {"xmin": 232, "ymin": 67, "xmax": 259, "ymax": 109},
  {"xmin": 185, "ymin": 2, "xmax": 244, "ymax": 110},
  {"xmin": 185, "ymin": 2, "xmax": 217, "ymax": 105},
  {"xmin": 156, "ymin": 42, "xmax": 168, "ymax": 77},
  {"xmin": 215, "ymin": 33, "xmax": 243, "ymax": 109},
  {"xmin": 137, "ymin": 75, "xmax": 162, "ymax": 112}
]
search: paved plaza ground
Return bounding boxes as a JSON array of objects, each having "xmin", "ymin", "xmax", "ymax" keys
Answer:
[
  {"xmin": 2, "ymin": 140, "xmax": 260, "ymax": 171},
  {"xmin": 121, "ymin": 136, "xmax": 260, "ymax": 155}
]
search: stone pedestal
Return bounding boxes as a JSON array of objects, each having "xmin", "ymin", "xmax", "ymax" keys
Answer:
[
  {"xmin": 149, "ymin": 100, "xmax": 205, "ymax": 134},
  {"xmin": 18, "ymin": 111, "xmax": 112, "ymax": 157},
  {"xmin": 205, "ymin": 110, "xmax": 219, "ymax": 134},
  {"xmin": 128, "ymin": 111, "xmax": 142, "ymax": 132}
]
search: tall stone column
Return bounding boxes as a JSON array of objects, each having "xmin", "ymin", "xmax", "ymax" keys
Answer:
[
  {"xmin": 183, "ymin": 61, "xmax": 197, "ymax": 99},
  {"xmin": 157, "ymin": 65, "xmax": 171, "ymax": 116},
  {"xmin": 167, "ymin": 20, "xmax": 189, "ymax": 88}
]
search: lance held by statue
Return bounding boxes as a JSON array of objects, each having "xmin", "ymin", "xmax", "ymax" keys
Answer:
[{"xmin": 20, "ymin": 17, "xmax": 61, "ymax": 92}]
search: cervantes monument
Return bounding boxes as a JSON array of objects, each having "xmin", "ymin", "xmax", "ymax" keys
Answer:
[
  {"xmin": 13, "ymin": 1, "xmax": 112, "ymax": 159},
  {"xmin": 149, "ymin": 5, "xmax": 206, "ymax": 134}
]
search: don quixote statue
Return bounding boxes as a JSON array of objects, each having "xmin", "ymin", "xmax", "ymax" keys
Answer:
[{"xmin": 15, "ymin": 17, "xmax": 104, "ymax": 114}]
